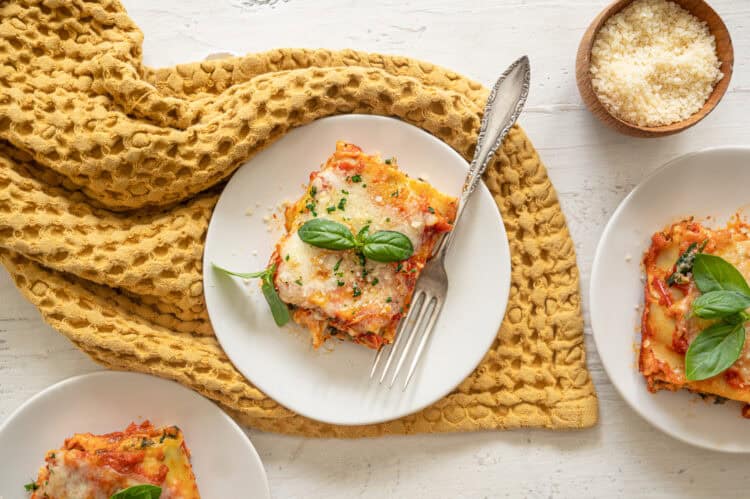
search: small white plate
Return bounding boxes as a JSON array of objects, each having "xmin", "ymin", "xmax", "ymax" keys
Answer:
[
  {"xmin": 203, "ymin": 115, "xmax": 510, "ymax": 426},
  {"xmin": 0, "ymin": 371, "xmax": 270, "ymax": 498},
  {"xmin": 591, "ymin": 147, "xmax": 750, "ymax": 453}
]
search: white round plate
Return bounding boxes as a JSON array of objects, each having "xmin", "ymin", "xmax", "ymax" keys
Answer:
[
  {"xmin": 203, "ymin": 115, "xmax": 510, "ymax": 426},
  {"xmin": 0, "ymin": 371, "xmax": 270, "ymax": 498},
  {"xmin": 591, "ymin": 147, "xmax": 750, "ymax": 453}
]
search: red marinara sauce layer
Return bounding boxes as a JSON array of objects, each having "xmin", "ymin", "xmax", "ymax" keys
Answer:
[
  {"xmin": 640, "ymin": 218, "xmax": 750, "ymax": 418},
  {"xmin": 270, "ymin": 141, "xmax": 458, "ymax": 349}
]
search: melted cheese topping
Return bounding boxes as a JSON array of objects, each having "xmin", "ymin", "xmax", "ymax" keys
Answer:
[
  {"xmin": 272, "ymin": 141, "xmax": 457, "ymax": 348},
  {"xmin": 640, "ymin": 219, "xmax": 750, "ymax": 410},
  {"xmin": 34, "ymin": 454, "xmax": 143, "ymax": 499},
  {"xmin": 30, "ymin": 422, "xmax": 200, "ymax": 499}
]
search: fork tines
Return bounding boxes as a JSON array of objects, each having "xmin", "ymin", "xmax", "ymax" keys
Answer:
[{"xmin": 369, "ymin": 289, "xmax": 444, "ymax": 390}]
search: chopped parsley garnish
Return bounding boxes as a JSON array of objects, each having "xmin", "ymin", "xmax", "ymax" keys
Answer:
[
  {"xmin": 410, "ymin": 268, "xmax": 417, "ymax": 273},
  {"xmin": 310, "ymin": 186, "xmax": 317, "ymax": 197},
  {"xmin": 385, "ymin": 158, "xmax": 393, "ymax": 165},
  {"xmin": 294, "ymin": 278, "xmax": 303, "ymax": 286},
  {"xmin": 390, "ymin": 190, "xmax": 399, "ymax": 197},
  {"xmin": 326, "ymin": 205, "xmax": 336, "ymax": 213},
  {"xmin": 351, "ymin": 174, "xmax": 362, "ymax": 183},
  {"xmin": 385, "ymin": 217, "xmax": 390, "ymax": 223},
  {"xmin": 341, "ymin": 189, "xmax": 349, "ymax": 194},
  {"xmin": 285, "ymin": 254, "xmax": 290, "ymax": 261},
  {"xmin": 337, "ymin": 280, "xmax": 345, "ymax": 287},
  {"xmin": 305, "ymin": 202, "xmax": 317, "ymax": 217},
  {"xmin": 352, "ymin": 285, "xmax": 362, "ymax": 297},
  {"xmin": 24, "ymin": 482, "xmax": 39, "ymax": 491},
  {"xmin": 372, "ymin": 277, "xmax": 379, "ymax": 286},
  {"xmin": 358, "ymin": 252, "xmax": 366, "ymax": 267},
  {"xmin": 396, "ymin": 263, "xmax": 403, "ymax": 272},
  {"xmin": 140, "ymin": 437, "xmax": 154, "ymax": 448},
  {"xmin": 427, "ymin": 206, "xmax": 435, "ymax": 214},
  {"xmin": 362, "ymin": 268, "xmax": 369, "ymax": 278},
  {"xmin": 386, "ymin": 296, "xmax": 392, "ymax": 303},
  {"xmin": 338, "ymin": 198, "xmax": 347, "ymax": 210},
  {"xmin": 362, "ymin": 184, "xmax": 367, "ymax": 188},
  {"xmin": 333, "ymin": 257, "xmax": 343, "ymax": 272}
]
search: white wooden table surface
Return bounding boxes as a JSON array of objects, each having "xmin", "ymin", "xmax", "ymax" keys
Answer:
[{"xmin": 2, "ymin": 1, "xmax": 749, "ymax": 497}]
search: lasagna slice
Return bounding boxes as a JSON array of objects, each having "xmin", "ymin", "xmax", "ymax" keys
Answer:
[
  {"xmin": 28, "ymin": 421, "xmax": 200, "ymax": 498},
  {"xmin": 271, "ymin": 141, "xmax": 458, "ymax": 349},
  {"xmin": 640, "ymin": 218, "xmax": 750, "ymax": 417}
]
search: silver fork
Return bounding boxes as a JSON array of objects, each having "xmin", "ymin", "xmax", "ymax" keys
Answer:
[{"xmin": 370, "ymin": 55, "xmax": 531, "ymax": 390}]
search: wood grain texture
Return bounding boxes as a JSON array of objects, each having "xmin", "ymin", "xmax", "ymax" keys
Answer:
[
  {"xmin": 1, "ymin": 0, "xmax": 749, "ymax": 497},
  {"xmin": 576, "ymin": 0, "xmax": 734, "ymax": 137}
]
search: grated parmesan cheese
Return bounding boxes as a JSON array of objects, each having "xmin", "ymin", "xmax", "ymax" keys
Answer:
[{"xmin": 590, "ymin": 0, "xmax": 723, "ymax": 127}]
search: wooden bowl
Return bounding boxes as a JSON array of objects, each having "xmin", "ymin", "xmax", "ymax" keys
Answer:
[{"xmin": 575, "ymin": 0, "xmax": 734, "ymax": 137}]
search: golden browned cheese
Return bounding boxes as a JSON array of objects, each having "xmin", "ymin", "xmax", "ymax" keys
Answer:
[
  {"xmin": 272, "ymin": 142, "xmax": 457, "ymax": 349},
  {"xmin": 30, "ymin": 422, "xmax": 200, "ymax": 499},
  {"xmin": 641, "ymin": 218, "xmax": 750, "ymax": 415}
]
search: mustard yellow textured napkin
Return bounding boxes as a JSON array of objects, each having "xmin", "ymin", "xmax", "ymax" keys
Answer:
[{"xmin": 0, "ymin": 0, "xmax": 597, "ymax": 436}]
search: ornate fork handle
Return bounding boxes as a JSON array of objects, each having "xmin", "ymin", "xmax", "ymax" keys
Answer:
[{"xmin": 437, "ymin": 56, "xmax": 530, "ymax": 257}]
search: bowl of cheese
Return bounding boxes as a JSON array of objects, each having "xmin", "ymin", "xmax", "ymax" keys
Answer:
[{"xmin": 576, "ymin": 0, "xmax": 733, "ymax": 137}]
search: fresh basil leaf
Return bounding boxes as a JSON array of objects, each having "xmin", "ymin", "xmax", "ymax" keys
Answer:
[
  {"xmin": 110, "ymin": 485, "xmax": 162, "ymax": 499},
  {"xmin": 261, "ymin": 268, "xmax": 290, "ymax": 326},
  {"xmin": 693, "ymin": 254, "xmax": 750, "ymax": 295},
  {"xmin": 685, "ymin": 321, "xmax": 746, "ymax": 381},
  {"xmin": 692, "ymin": 290, "xmax": 750, "ymax": 319},
  {"xmin": 212, "ymin": 263, "xmax": 268, "ymax": 279},
  {"xmin": 213, "ymin": 263, "xmax": 290, "ymax": 327},
  {"xmin": 24, "ymin": 481, "xmax": 39, "ymax": 491},
  {"xmin": 362, "ymin": 231, "xmax": 414, "ymax": 262},
  {"xmin": 298, "ymin": 219, "xmax": 356, "ymax": 250},
  {"xmin": 356, "ymin": 224, "xmax": 371, "ymax": 242},
  {"xmin": 722, "ymin": 311, "xmax": 750, "ymax": 326}
]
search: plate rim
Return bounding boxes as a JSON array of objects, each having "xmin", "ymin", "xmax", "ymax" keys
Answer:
[
  {"xmin": 0, "ymin": 370, "xmax": 271, "ymax": 496},
  {"xmin": 202, "ymin": 114, "xmax": 511, "ymax": 426},
  {"xmin": 590, "ymin": 145, "xmax": 750, "ymax": 453}
]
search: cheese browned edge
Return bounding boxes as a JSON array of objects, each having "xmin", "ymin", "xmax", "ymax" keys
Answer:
[
  {"xmin": 30, "ymin": 421, "xmax": 200, "ymax": 499},
  {"xmin": 271, "ymin": 141, "xmax": 458, "ymax": 349},
  {"xmin": 640, "ymin": 218, "xmax": 750, "ymax": 418}
]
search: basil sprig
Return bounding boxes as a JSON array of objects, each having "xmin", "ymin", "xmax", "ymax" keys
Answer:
[
  {"xmin": 686, "ymin": 321, "xmax": 746, "ymax": 382},
  {"xmin": 213, "ymin": 263, "xmax": 290, "ymax": 326},
  {"xmin": 298, "ymin": 218, "xmax": 357, "ymax": 250},
  {"xmin": 110, "ymin": 485, "xmax": 162, "ymax": 499},
  {"xmin": 297, "ymin": 218, "xmax": 413, "ymax": 263},
  {"xmin": 693, "ymin": 253, "xmax": 750, "ymax": 295},
  {"xmin": 685, "ymin": 254, "xmax": 750, "ymax": 381},
  {"xmin": 692, "ymin": 291, "xmax": 750, "ymax": 319},
  {"xmin": 362, "ymin": 230, "xmax": 414, "ymax": 262}
]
